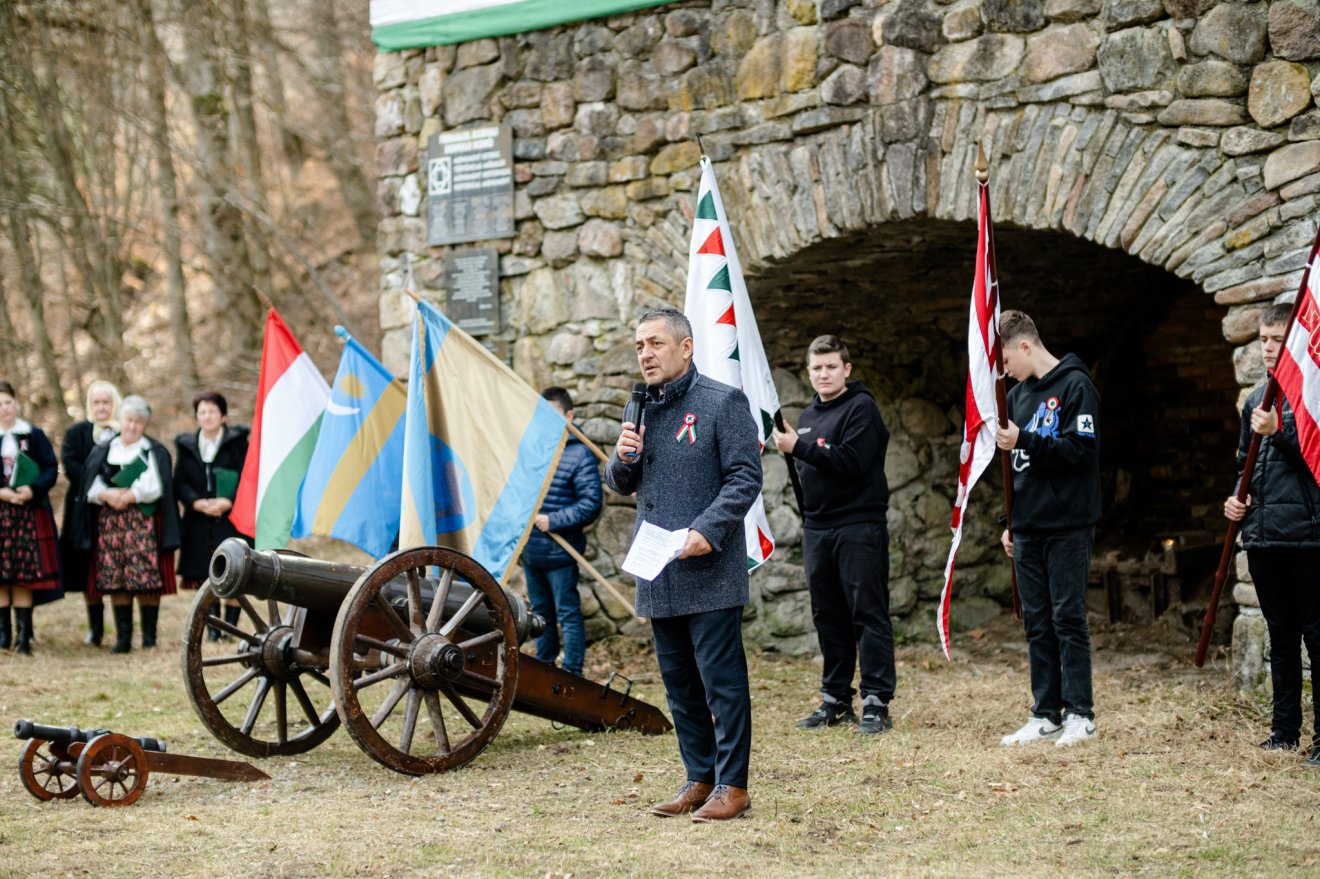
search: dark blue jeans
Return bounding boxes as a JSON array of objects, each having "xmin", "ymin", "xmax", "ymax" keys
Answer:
[
  {"xmin": 1247, "ymin": 547, "xmax": 1320, "ymax": 745},
  {"xmin": 802, "ymin": 521, "xmax": 895, "ymax": 704},
  {"xmin": 651, "ymin": 606, "xmax": 752, "ymax": 789},
  {"xmin": 523, "ymin": 562, "xmax": 584, "ymax": 676},
  {"xmin": 1013, "ymin": 528, "xmax": 1095, "ymax": 723}
]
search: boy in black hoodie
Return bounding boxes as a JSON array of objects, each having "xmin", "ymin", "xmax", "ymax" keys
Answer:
[
  {"xmin": 995, "ymin": 310, "xmax": 1101, "ymax": 748},
  {"xmin": 773, "ymin": 335, "xmax": 894, "ymax": 735}
]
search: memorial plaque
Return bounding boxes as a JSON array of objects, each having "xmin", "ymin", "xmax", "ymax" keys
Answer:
[
  {"xmin": 426, "ymin": 124, "xmax": 515, "ymax": 246},
  {"xmin": 444, "ymin": 248, "xmax": 500, "ymax": 336}
]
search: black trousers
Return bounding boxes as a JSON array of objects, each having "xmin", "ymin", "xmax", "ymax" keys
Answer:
[
  {"xmin": 1014, "ymin": 528, "xmax": 1095, "ymax": 724},
  {"xmin": 1247, "ymin": 547, "xmax": 1320, "ymax": 745},
  {"xmin": 651, "ymin": 606, "xmax": 751, "ymax": 789},
  {"xmin": 802, "ymin": 521, "xmax": 895, "ymax": 704}
]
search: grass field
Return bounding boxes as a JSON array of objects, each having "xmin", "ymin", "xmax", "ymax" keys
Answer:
[{"xmin": 1, "ymin": 594, "xmax": 1316, "ymax": 879}]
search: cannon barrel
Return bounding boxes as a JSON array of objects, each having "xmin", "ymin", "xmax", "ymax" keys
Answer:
[
  {"xmin": 14, "ymin": 720, "xmax": 167, "ymax": 753},
  {"xmin": 208, "ymin": 538, "xmax": 543, "ymax": 644}
]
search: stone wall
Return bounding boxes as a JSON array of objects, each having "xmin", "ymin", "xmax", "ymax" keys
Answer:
[{"xmin": 371, "ymin": 0, "xmax": 1320, "ymax": 661}]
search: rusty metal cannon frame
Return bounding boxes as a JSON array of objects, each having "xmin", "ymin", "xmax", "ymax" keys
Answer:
[
  {"xmin": 16, "ymin": 720, "xmax": 267, "ymax": 807},
  {"xmin": 182, "ymin": 540, "xmax": 669, "ymax": 776}
]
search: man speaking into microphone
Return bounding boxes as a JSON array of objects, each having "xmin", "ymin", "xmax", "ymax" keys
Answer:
[{"xmin": 607, "ymin": 306, "xmax": 762, "ymax": 822}]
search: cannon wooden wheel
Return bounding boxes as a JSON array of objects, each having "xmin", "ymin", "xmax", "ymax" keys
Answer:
[
  {"xmin": 181, "ymin": 582, "xmax": 339, "ymax": 757},
  {"xmin": 18, "ymin": 739, "xmax": 81, "ymax": 801},
  {"xmin": 76, "ymin": 734, "xmax": 148, "ymax": 807},
  {"xmin": 330, "ymin": 547, "xmax": 520, "ymax": 775}
]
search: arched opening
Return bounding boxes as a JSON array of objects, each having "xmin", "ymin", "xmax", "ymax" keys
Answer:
[{"xmin": 749, "ymin": 219, "xmax": 1240, "ymax": 631}]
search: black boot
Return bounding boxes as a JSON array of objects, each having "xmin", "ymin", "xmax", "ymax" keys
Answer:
[
  {"xmin": 13, "ymin": 608, "xmax": 32, "ymax": 655},
  {"xmin": 0, "ymin": 607, "xmax": 10, "ymax": 650},
  {"xmin": 85, "ymin": 603, "xmax": 105, "ymax": 647},
  {"xmin": 224, "ymin": 603, "xmax": 242, "ymax": 633},
  {"xmin": 111, "ymin": 604, "xmax": 134, "ymax": 654},
  {"xmin": 140, "ymin": 604, "xmax": 159, "ymax": 649}
]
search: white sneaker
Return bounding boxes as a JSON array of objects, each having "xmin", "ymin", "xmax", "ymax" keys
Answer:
[
  {"xmin": 1055, "ymin": 712, "xmax": 1097, "ymax": 747},
  {"xmin": 1000, "ymin": 716, "xmax": 1062, "ymax": 746}
]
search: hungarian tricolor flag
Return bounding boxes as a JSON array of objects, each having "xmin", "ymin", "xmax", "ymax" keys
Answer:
[
  {"xmin": 938, "ymin": 173, "xmax": 1004, "ymax": 658},
  {"xmin": 683, "ymin": 156, "xmax": 778, "ymax": 570},
  {"xmin": 231, "ymin": 309, "xmax": 331, "ymax": 549},
  {"xmin": 1273, "ymin": 226, "xmax": 1320, "ymax": 490}
]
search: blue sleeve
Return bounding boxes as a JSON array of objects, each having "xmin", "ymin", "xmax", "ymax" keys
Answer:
[
  {"xmin": 548, "ymin": 450, "xmax": 603, "ymax": 531},
  {"xmin": 689, "ymin": 391, "xmax": 763, "ymax": 553}
]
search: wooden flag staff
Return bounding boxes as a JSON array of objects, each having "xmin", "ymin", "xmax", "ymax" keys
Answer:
[{"xmin": 976, "ymin": 143, "xmax": 1023, "ymax": 620}]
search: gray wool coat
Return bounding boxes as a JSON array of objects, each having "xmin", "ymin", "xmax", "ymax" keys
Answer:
[{"xmin": 605, "ymin": 364, "xmax": 763, "ymax": 619}]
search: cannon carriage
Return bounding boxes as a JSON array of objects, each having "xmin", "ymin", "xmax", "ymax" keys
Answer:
[{"xmin": 182, "ymin": 539, "xmax": 669, "ymax": 776}]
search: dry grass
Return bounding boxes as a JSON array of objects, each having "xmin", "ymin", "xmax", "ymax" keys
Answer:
[{"xmin": 1, "ymin": 596, "xmax": 1316, "ymax": 879}]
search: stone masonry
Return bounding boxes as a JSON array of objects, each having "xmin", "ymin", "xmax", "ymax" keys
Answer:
[{"xmin": 371, "ymin": 0, "xmax": 1320, "ymax": 679}]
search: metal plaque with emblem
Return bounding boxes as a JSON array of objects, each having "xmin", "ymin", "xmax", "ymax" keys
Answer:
[{"xmin": 426, "ymin": 124, "xmax": 514, "ymax": 246}]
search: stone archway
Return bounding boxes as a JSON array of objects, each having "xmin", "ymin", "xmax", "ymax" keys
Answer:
[{"xmin": 371, "ymin": 0, "xmax": 1320, "ymax": 661}]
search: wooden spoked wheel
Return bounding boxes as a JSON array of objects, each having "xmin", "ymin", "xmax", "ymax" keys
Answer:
[
  {"xmin": 181, "ymin": 582, "xmax": 339, "ymax": 757},
  {"xmin": 76, "ymin": 734, "xmax": 149, "ymax": 807},
  {"xmin": 18, "ymin": 739, "xmax": 80, "ymax": 801},
  {"xmin": 329, "ymin": 546, "xmax": 520, "ymax": 775}
]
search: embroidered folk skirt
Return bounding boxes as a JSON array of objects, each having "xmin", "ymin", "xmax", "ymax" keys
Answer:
[
  {"xmin": 93, "ymin": 506, "xmax": 176, "ymax": 596},
  {"xmin": 0, "ymin": 502, "xmax": 62, "ymax": 594}
]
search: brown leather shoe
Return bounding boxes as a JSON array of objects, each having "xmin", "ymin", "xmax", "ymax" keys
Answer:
[
  {"xmin": 649, "ymin": 780, "xmax": 715, "ymax": 817},
  {"xmin": 691, "ymin": 784, "xmax": 750, "ymax": 822}
]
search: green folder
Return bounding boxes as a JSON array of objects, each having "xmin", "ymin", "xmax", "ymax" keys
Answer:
[
  {"xmin": 110, "ymin": 454, "xmax": 158, "ymax": 516},
  {"xmin": 8, "ymin": 451, "xmax": 39, "ymax": 489},
  {"xmin": 213, "ymin": 467, "xmax": 239, "ymax": 500}
]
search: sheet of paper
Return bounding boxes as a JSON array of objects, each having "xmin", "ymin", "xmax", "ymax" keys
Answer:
[{"xmin": 621, "ymin": 521, "xmax": 690, "ymax": 581}]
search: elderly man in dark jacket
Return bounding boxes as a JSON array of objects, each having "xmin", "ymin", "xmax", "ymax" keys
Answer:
[
  {"xmin": 1225, "ymin": 303, "xmax": 1320, "ymax": 762},
  {"xmin": 521, "ymin": 387, "xmax": 602, "ymax": 676},
  {"xmin": 607, "ymin": 306, "xmax": 762, "ymax": 823}
]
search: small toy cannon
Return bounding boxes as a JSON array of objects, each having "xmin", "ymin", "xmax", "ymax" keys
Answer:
[
  {"xmin": 182, "ymin": 540, "xmax": 670, "ymax": 776},
  {"xmin": 15, "ymin": 719, "xmax": 268, "ymax": 807}
]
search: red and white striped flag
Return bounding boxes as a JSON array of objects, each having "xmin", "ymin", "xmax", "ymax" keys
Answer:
[
  {"xmin": 938, "ymin": 178, "xmax": 1003, "ymax": 658},
  {"xmin": 1273, "ymin": 227, "xmax": 1320, "ymax": 490}
]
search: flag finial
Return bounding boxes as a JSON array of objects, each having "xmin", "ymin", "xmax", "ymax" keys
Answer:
[{"xmin": 975, "ymin": 142, "xmax": 989, "ymax": 183}]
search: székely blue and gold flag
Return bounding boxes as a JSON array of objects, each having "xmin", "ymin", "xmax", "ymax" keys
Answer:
[
  {"xmin": 291, "ymin": 328, "xmax": 406, "ymax": 557},
  {"xmin": 399, "ymin": 300, "xmax": 567, "ymax": 583}
]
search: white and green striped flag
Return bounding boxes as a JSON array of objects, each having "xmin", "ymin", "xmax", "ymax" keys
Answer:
[
  {"xmin": 683, "ymin": 156, "xmax": 779, "ymax": 571},
  {"xmin": 370, "ymin": 0, "xmax": 674, "ymax": 51}
]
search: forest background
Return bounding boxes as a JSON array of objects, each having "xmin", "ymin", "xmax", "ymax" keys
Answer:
[{"xmin": 0, "ymin": 0, "xmax": 379, "ymax": 435}]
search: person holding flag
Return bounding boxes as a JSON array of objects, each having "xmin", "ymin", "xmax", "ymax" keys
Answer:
[
  {"xmin": 1223, "ymin": 302, "xmax": 1320, "ymax": 761},
  {"xmin": 609, "ymin": 306, "xmax": 762, "ymax": 823},
  {"xmin": 772, "ymin": 335, "xmax": 894, "ymax": 736},
  {"xmin": 996, "ymin": 310, "xmax": 1101, "ymax": 748}
]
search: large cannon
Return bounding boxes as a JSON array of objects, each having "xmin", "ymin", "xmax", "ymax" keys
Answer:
[{"xmin": 182, "ymin": 540, "xmax": 670, "ymax": 775}]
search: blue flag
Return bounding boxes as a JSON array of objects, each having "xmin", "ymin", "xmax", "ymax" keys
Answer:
[
  {"xmin": 292, "ymin": 328, "xmax": 406, "ymax": 557},
  {"xmin": 399, "ymin": 300, "xmax": 567, "ymax": 583}
]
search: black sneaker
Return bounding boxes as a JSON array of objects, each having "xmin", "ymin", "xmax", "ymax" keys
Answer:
[
  {"xmin": 1260, "ymin": 735, "xmax": 1299, "ymax": 751},
  {"xmin": 795, "ymin": 700, "xmax": 856, "ymax": 729},
  {"xmin": 857, "ymin": 703, "xmax": 892, "ymax": 736}
]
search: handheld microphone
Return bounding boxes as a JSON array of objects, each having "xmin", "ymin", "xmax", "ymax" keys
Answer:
[{"xmin": 621, "ymin": 382, "xmax": 646, "ymax": 459}]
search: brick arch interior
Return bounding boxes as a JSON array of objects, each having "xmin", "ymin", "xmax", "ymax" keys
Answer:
[{"xmin": 749, "ymin": 217, "xmax": 1241, "ymax": 624}]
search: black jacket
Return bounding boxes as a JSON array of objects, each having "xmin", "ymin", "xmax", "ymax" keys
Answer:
[
  {"xmin": 1236, "ymin": 385, "xmax": 1320, "ymax": 549},
  {"xmin": 791, "ymin": 381, "xmax": 889, "ymax": 528},
  {"xmin": 174, "ymin": 425, "xmax": 252, "ymax": 579},
  {"xmin": 1006, "ymin": 353, "xmax": 1102, "ymax": 534},
  {"xmin": 71, "ymin": 436, "xmax": 181, "ymax": 554},
  {"xmin": 523, "ymin": 433, "xmax": 602, "ymax": 568}
]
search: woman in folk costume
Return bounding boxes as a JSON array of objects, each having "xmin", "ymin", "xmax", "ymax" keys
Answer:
[
  {"xmin": 0, "ymin": 380, "xmax": 64, "ymax": 655},
  {"xmin": 60, "ymin": 379, "xmax": 120, "ymax": 646},
  {"xmin": 76, "ymin": 395, "xmax": 181, "ymax": 654},
  {"xmin": 174, "ymin": 390, "xmax": 250, "ymax": 639}
]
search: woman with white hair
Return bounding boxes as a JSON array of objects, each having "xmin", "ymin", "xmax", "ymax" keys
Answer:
[
  {"xmin": 0, "ymin": 380, "xmax": 64, "ymax": 655},
  {"xmin": 74, "ymin": 395, "xmax": 181, "ymax": 653},
  {"xmin": 60, "ymin": 379, "xmax": 121, "ymax": 646}
]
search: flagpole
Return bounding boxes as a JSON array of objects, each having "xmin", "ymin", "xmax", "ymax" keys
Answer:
[
  {"xmin": 548, "ymin": 532, "xmax": 641, "ymax": 620},
  {"xmin": 1195, "ymin": 226, "xmax": 1320, "ymax": 667},
  {"xmin": 774, "ymin": 411, "xmax": 807, "ymax": 515},
  {"xmin": 977, "ymin": 144, "xmax": 1022, "ymax": 620}
]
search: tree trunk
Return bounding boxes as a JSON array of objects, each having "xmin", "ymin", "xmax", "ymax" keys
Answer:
[
  {"xmin": 248, "ymin": 0, "xmax": 304, "ymax": 167},
  {"xmin": 225, "ymin": 0, "xmax": 275, "ymax": 312}
]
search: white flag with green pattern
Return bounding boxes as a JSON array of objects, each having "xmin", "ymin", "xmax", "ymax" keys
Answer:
[{"xmin": 683, "ymin": 156, "xmax": 779, "ymax": 571}]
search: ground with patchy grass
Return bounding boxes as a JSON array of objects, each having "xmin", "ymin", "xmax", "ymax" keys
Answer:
[{"xmin": 0, "ymin": 595, "xmax": 1314, "ymax": 879}]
